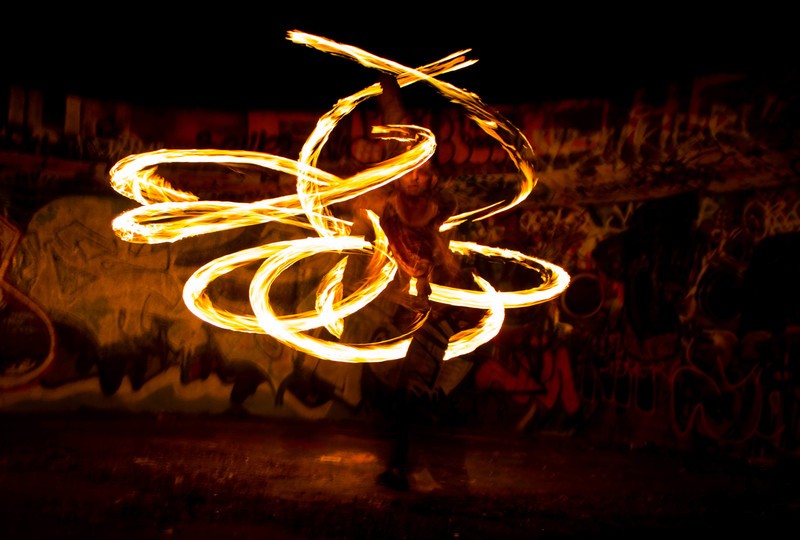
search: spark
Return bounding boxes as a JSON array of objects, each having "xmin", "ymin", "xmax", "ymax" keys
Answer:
[{"xmin": 109, "ymin": 31, "xmax": 571, "ymax": 363}]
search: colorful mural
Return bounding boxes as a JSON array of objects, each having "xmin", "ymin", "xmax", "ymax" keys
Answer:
[{"xmin": 1, "ymin": 67, "xmax": 798, "ymax": 462}]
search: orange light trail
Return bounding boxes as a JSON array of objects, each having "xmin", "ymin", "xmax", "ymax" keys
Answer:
[{"xmin": 108, "ymin": 31, "xmax": 571, "ymax": 363}]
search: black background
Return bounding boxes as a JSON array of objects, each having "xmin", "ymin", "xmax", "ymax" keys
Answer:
[{"xmin": 1, "ymin": 6, "xmax": 795, "ymax": 110}]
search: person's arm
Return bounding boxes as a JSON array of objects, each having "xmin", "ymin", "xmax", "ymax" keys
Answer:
[
  {"xmin": 376, "ymin": 73, "xmax": 405, "ymax": 125},
  {"xmin": 376, "ymin": 73, "xmax": 409, "ymax": 160}
]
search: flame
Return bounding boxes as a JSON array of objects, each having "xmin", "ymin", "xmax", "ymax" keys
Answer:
[{"xmin": 109, "ymin": 31, "xmax": 571, "ymax": 363}]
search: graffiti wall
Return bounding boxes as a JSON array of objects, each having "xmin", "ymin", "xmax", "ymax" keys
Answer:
[{"xmin": 1, "ymin": 69, "xmax": 798, "ymax": 462}]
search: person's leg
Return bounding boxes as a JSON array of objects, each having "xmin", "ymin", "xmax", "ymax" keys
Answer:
[{"xmin": 377, "ymin": 385, "xmax": 411, "ymax": 491}]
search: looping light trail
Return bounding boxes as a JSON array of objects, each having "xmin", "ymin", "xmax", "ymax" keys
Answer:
[{"xmin": 109, "ymin": 31, "xmax": 571, "ymax": 363}]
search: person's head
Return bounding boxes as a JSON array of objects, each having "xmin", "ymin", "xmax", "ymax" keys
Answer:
[{"xmin": 398, "ymin": 159, "xmax": 436, "ymax": 197}]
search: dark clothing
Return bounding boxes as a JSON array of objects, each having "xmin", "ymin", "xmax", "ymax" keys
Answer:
[{"xmin": 380, "ymin": 190, "xmax": 458, "ymax": 288}]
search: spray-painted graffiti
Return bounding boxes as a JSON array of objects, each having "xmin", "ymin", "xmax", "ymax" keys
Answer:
[
  {"xmin": 473, "ymin": 302, "xmax": 581, "ymax": 432},
  {"xmin": 1, "ymin": 70, "xmax": 799, "ymax": 460},
  {"xmin": 0, "ymin": 215, "xmax": 55, "ymax": 390},
  {"xmin": 572, "ymin": 192, "xmax": 799, "ymax": 457}
]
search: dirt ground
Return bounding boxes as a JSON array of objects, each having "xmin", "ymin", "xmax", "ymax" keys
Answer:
[{"xmin": 0, "ymin": 411, "xmax": 798, "ymax": 539}]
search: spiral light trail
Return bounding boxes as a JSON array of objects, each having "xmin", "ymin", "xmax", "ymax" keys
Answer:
[{"xmin": 108, "ymin": 31, "xmax": 571, "ymax": 363}]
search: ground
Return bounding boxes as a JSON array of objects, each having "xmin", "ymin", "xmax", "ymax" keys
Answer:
[{"xmin": 0, "ymin": 411, "xmax": 798, "ymax": 539}]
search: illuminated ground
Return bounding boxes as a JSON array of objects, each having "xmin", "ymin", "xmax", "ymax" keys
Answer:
[{"xmin": 0, "ymin": 412, "xmax": 797, "ymax": 539}]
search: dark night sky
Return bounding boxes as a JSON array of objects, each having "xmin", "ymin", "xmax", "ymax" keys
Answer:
[{"xmin": 2, "ymin": 7, "xmax": 795, "ymax": 111}]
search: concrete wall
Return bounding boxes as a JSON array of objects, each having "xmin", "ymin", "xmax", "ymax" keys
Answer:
[{"xmin": 1, "ymin": 69, "xmax": 798, "ymax": 462}]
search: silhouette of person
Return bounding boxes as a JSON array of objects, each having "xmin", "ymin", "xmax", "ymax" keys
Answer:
[
  {"xmin": 374, "ymin": 156, "xmax": 464, "ymax": 491},
  {"xmin": 340, "ymin": 74, "xmax": 466, "ymax": 490}
]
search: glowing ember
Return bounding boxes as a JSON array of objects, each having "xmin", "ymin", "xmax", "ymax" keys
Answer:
[{"xmin": 108, "ymin": 31, "xmax": 571, "ymax": 363}]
